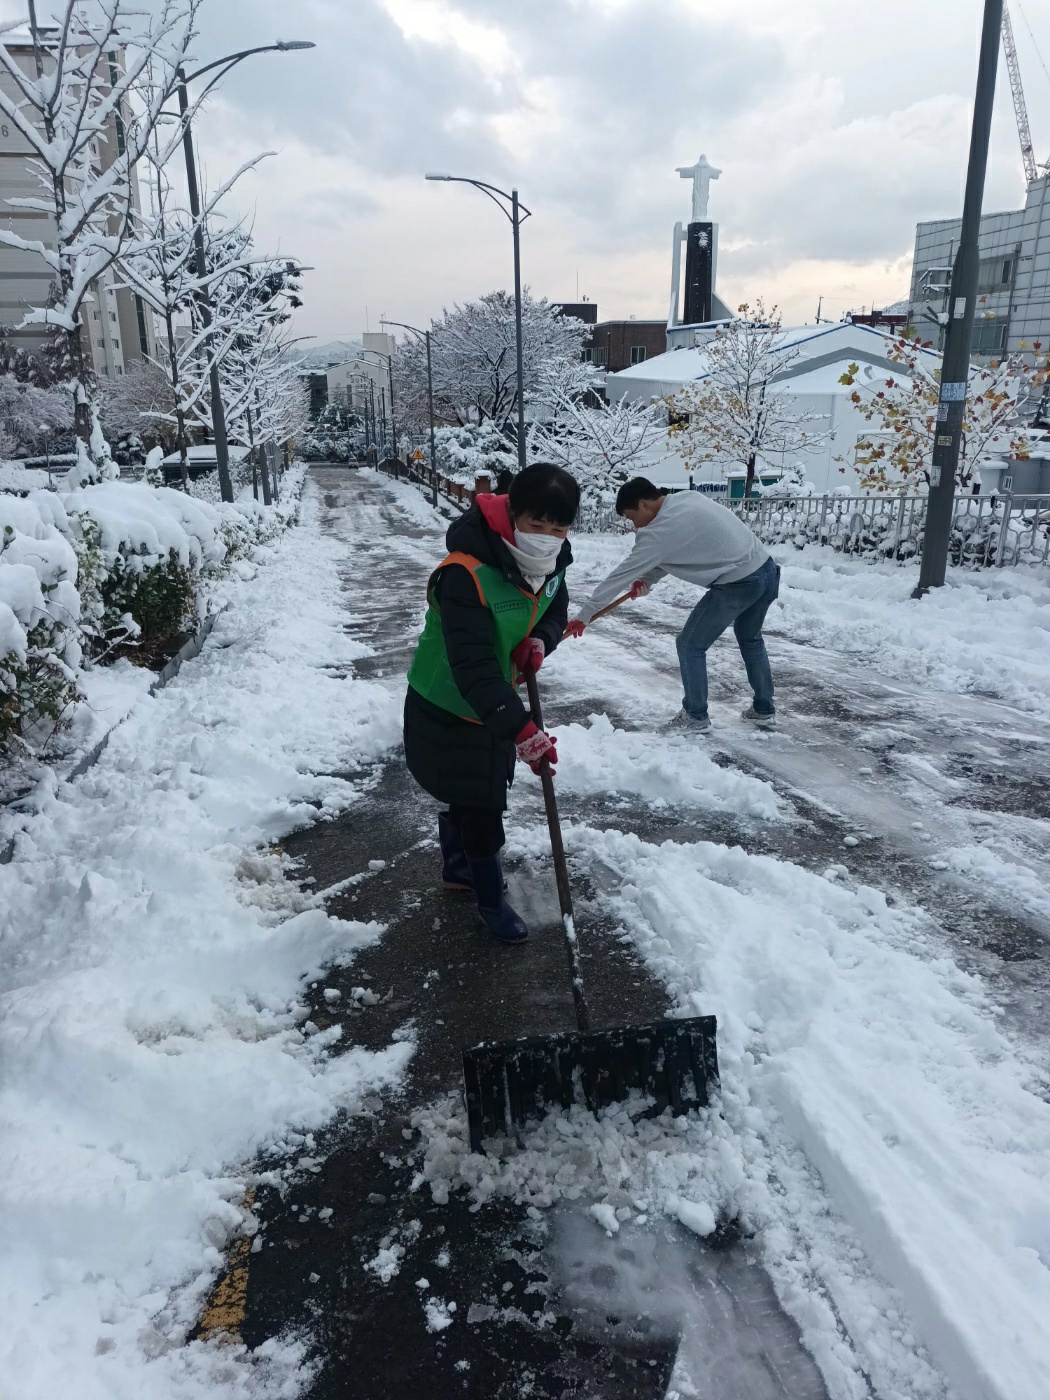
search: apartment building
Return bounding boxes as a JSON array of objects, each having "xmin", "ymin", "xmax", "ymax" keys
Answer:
[{"xmin": 0, "ymin": 27, "xmax": 155, "ymax": 377}]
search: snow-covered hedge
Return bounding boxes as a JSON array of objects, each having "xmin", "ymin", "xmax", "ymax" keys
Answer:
[
  {"xmin": 0, "ymin": 464, "xmax": 306, "ymax": 759},
  {"xmin": 0, "ymin": 492, "xmax": 82, "ymax": 750}
]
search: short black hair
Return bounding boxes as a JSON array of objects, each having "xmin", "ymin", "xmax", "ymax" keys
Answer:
[
  {"xmin": 509, "ymin": 462, "xmax": 580, "ymax": 526},
  {"xmin": 615, "ymin": 477, "xmax": 664, "ymax": 515}
]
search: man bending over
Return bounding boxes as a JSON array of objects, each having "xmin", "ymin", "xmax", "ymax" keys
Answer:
[{"xmin": 567, "ymin": 477, "xmax": 781, "ymax": 731}]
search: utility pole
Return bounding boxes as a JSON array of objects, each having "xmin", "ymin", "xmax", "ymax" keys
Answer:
[{"xmin": 915, "ymin": 0, "xmax": 1003, "ymax": 597}]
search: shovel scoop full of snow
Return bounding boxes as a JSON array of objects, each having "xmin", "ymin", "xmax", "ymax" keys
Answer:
[{"xmin": 462, "ymin": 1015, "xmax": 719, "ymax": 1152}]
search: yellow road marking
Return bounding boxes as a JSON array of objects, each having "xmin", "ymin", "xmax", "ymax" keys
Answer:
[{"xmin": 195, "ymin": 1187, "xmax": 255, "ymax": 1344}]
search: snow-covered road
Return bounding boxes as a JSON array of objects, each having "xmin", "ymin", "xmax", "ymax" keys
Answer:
[{"xmin": 3, "ymin": 468, "xmax": 1048, "ymax": 1400}]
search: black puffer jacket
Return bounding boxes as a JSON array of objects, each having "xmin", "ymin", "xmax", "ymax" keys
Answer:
[{"xmin": 403, "ymin": 502, "xmax": 571, "ymax": 811}]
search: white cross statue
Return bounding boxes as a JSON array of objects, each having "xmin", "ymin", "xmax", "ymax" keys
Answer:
[{"xmin": 675, "ymin": 154, "xmax": 721, "ymax": 222}]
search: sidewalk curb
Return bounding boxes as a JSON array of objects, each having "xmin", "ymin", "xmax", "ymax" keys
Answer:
[{"xmin": 1, "ymin": 605, "xmax": 229, "ymax": 864}]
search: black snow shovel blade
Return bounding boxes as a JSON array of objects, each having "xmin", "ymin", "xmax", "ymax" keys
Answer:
[{"xmin": 463, "ymin": 1014, "xmax": 718, "ymax": 1152}]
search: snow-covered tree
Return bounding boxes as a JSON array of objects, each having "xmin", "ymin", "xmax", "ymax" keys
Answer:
[
  {"xmin": 119, "ymin": 207, "xmax": 303, "ymax": 491},
  {"xmin": 527, "ymin": 380, "xmax": 661, "ymax": 499},
  {"xmin": 0, "ymin": 375, "xmax": 73, "ymax": 457},
  {"xmin": 838, "ymin": 333, "xmax": 1042, "ymax": 492},
  {"xmin": 116, "ymin": 132, "xmax": 270, "ymax": 488},
  {"xmin": 666, "ymin": 301, "xmax": 829, "ymax": 497},
  {"xmin": 392, "ymin": 292, "xmax": 590, "ymax": 438},
  {"xmin": 97, "ymin": 356, "xmax": 174, "ymax": 454},
  {"xmin": 0, "ymin": 0, "xmax": 200, "ymax": 484}
]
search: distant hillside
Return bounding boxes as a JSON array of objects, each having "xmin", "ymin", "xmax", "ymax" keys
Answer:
[{"xmin": 294, "ymin": 339, "xmax": 363, "ymax": 370}]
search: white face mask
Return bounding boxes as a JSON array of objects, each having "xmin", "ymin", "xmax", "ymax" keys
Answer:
[{"xmin": 512, "ymin": 528, "xmax": 561, "ymax": 559}]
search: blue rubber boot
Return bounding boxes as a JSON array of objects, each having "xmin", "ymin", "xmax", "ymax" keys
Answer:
[
  {"xmin": 438, "ymin": 811, "xmax": 472, "ymax": 893},
  {"xmin": 467, "ymin": 855, "xmax": 529, "ymax": 943}
]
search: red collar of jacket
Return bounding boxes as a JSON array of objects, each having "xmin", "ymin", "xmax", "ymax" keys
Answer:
[{"xmin": 476, "ymin": 492, "xmax": 515, "ymax": 544}]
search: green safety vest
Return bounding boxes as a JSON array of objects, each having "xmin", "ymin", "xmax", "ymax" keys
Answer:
[{"xmin": 407, "ymin": 550, "xmax": 564, "ymax": 723}]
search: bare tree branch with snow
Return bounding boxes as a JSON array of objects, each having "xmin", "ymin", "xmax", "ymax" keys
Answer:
[{"xmin": 666, "ymin": 301, "xmax": 829, "ymax": 497}]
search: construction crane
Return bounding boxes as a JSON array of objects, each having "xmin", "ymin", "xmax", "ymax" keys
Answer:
[{"xmin": 1002, "ymin": 2, "xmax": 1039, "ymax": 186}]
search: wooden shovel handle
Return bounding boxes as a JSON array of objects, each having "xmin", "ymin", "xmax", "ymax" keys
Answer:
[
  {"xmin": 563, "ymin": 591, "xmax": 632, "ymax": 638},
  {"xmin": 524, "ymin": 669, "xmax": 591, "ymax": 1033}
]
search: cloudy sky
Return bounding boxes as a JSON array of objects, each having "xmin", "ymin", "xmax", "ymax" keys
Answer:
[{"xmin": 14, "ymin": 0, "xmax": 1050, "ymax": 342}]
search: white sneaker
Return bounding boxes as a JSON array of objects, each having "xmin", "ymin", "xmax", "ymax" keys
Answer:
[
  {"xmin": 669, "ymin": 710, "xmax": 712, "ymax": 732},
  {"xmin": 741, "ymin": 705, "xmax": 776, "ymax": 728}
]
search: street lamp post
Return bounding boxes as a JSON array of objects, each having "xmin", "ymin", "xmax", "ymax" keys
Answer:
[
  {"xmin": 175, "ymin": 42, "xmax": 314, "ymax": 503},
  {"xmin": 381, "ymin": 318, "xmax": 439, "ymax": 506},
  {"xmin": 425, "ymin": 173, "xmax": 531, "ymax": 469}
]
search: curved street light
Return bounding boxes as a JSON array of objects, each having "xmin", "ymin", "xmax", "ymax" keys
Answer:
[
  {"xmin": 381, "ymin": 318, "xmax": 439, "ymax": 505},
  {"xmin": 425, "ymin": 173, "xmax": 531, "ymax": 469},
  {"xmin": 176, "ymin": 41, "xmax": 316, "ymax": 501}
]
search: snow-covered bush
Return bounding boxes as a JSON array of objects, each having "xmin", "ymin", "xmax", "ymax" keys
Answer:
[
  {"xmin": 435, "ymin": 422, "xmax": 516, "ymax": 485},
  {"xmin": 757, "ymin": 463, "xmax": 816, "ymax": 498},
  {"xmin": 0, "ymin": 492, "xmax": 82, "ymax": 751},
  {"xmin": 65, "ymin": 483, "xmax": 227, "ymax": 653}
]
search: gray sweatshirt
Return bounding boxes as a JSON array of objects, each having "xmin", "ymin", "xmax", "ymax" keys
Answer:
[{"xmin": 577, "ymin": 491, "xmax": 770, "ymax": 623}]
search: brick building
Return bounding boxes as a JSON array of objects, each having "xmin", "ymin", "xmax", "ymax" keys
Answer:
[{"xmin": 584, "ymin": 319, "xmax": 666, "ymax": 373}]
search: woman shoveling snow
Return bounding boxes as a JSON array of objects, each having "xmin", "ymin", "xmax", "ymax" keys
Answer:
[{"xmin": 403, "ymin": 463, "xmax": 580, "ymax": 943}]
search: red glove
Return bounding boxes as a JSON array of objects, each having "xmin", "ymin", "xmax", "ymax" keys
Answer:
[
  {"xmin": 630, "ymin": 579, "xmax": 651, "ymax": 599},
  {"xmin": 511, "ymin": 637, "xmax": 545, "ymax": 675},
  {"xmin": 515, "ymin": 720, "xmax": 558, "ymax": 775},
  {"xmin": 565, "ymin": 619, "xmax": 586, "ymax": 639}
]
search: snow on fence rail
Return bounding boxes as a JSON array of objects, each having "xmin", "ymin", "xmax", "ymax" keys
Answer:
[{"xmin": 727, "ymin": 492, "xmax": 1050, "ymax": 570}]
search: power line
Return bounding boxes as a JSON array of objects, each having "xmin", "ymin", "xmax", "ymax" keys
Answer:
[{"xmin": 1015, "ymin": 0, "xmax": 1050, "ymax": 88}]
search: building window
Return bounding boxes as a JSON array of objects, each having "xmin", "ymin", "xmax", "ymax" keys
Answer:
[
  {"xmin": 92, "ymin": 310, "xmax": 100, "ymax": 320},
  {"xmin": 585, "ymin": 346, "xmax": 607, "ymax": 366},
  {"xmin": 976, "ymin": 256, "xmax": 1014, "ymax": 294},
  {"xmin": 115, "ymin": 365, "xmax": 123, "ymax": 375},
  {"xmin": 971, "ymin": 316, "xmax": 1009, "ymax": 355},
  {"xmin": 96, "ymin": 337, "xmax": 104, "ymax": 347},
  {"xmin": 110, "ymin": 311, "xmax": 118, "ymax": 323},
  {"xmin": 630, "ymin": 345, "xmax": 646, "ymax": 365}
]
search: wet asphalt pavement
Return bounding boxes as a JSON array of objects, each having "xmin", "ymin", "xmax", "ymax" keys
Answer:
[{"xmin": 202, "ymin": 467, "xmax": 1048, "ymax": 1398}]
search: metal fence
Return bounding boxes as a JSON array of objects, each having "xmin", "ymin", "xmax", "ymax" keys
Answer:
[
  {"xmin": 369, "ymin": 455, "xmax": 1050, "ymax": 572},
  {"xmin": 723, "ymin": 492, "xmax": 1050, "ymax": 569}
]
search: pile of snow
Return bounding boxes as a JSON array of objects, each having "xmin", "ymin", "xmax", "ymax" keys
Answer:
[
  {"xmin": 775, "ymin": 553, "xmax": 1050, "ymax": 719},
  {"xmin": 497, "ymin": 819, "xmax": 1050, "ymax": 1400},
  {"xmin": 0, "ymin": 479, "xmax": 408, "ymax": 1398},
  {"xmin": 564, "ymin": 533, "xmax": 1050, "ymax": 722},
  {"xmin": 411, "ymin": 1093, "xmax": 732, "ymax": 1236},
  {"xmin": 556, "ymin": 712, "xmax": 784, "ymax": 820},
  {"xmin": 0, "ymin": 459, "xmax": 31, "ymax": 493}
]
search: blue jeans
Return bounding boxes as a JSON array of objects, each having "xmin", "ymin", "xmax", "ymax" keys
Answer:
[{"xmin": 676, "ymin": 557, "xmax": 780, "ymax": 718}]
